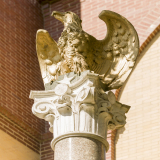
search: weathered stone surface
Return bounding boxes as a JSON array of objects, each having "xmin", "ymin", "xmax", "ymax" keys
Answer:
[{"xmin": 36, "ymin": 10, "xmax": 139, "ymax": 90}]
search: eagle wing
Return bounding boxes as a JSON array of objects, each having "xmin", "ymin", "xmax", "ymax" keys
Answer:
[
  {"xmin": 92, "ymin": 10, "xmax": 139, "ymax": 90},
  {"xmin": 36, "ymin": 29, "xmax": 62, "ymax": 85}
]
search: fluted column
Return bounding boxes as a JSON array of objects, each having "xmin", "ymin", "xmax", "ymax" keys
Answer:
[{"xmin": 30, "ymin": 71, "xmax": 130, "ymax": 160}]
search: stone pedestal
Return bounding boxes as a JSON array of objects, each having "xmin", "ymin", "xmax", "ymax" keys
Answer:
[{"xmin": 30, "ymin": 71, "xmax": 130, "ymax": 160}]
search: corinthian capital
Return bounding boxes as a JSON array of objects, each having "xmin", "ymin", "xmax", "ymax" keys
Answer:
[{"xmin": 30, "ymin": 71, "xmax": 130, "ymax": 151}]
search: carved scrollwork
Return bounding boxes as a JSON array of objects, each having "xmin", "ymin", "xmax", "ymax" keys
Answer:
[
  {"xmin": 30, "ymin": 72, "xmax": 130, "ymax": 145},
  {"xmin": 32, "ymin": 101, "xmax": 56, "ymax": 119},
  {"xmin": 32, "ymin": 101, "xmax": 57, "ymax": 133},
  {"xmin": 75, "ymin": 87, "xmax": 94, "ymax": 104},
  {"xmin": 95, "ymin": 88, "xmax": 131, "ymax": 132},
  {"xmin": 108, "ymin": 121, "xmax": 116, "ymax": 130},
  {"xmin": 98, "ymin": 111, "xmax": 112, "ymax": 137},
  {"xmin": 112, "ymin": 112, "xmax": 126, "ymax": 127},
  {"xmin": 55, "ymin": 95, "xmax": 72, "ymax": 116},
  {"xmin": 54, "ymin": 83, "xmax": 71, "ymax": 95},
  {"xmin": 97, "ymin": 100, "xmax": 111, "ymax": 113},
  {"xmin": 45, "ymin": 114, "xmax": 55, "ymax": 133}
]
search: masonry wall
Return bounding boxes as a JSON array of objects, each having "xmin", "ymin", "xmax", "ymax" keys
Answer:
[
  {"xmin": 116, "ymin": 31, "xmax": 160, "ymax": 160},
  {"xmin": 0, "ymin": 0, "xmax": 44, "ymax": 154}
]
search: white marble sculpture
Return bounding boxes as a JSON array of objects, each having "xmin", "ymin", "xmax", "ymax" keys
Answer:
[{"xmin": 30, "ymin": 71, "xmax": 130, "ymax": 151}]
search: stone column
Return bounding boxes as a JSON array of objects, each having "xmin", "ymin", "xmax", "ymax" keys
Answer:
[{"xmin": 30, "ymin": 71, "xmax": 130, "ymax": 160}]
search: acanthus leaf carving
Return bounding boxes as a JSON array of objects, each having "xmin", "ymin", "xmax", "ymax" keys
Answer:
[
  {"xmin": 30, "ymin": 72, "xmax": 130, "ymax": 140},
  {"xmin": 45, "ymin": 114, "xmax": 55, "ymax": 133},
  {"xmin": 75, "ymin": 86, "xmax": 95, "ymax": 104},
  {"xmin": 30, "ymin": 71, "xmax": 130, "ymax": 151}
]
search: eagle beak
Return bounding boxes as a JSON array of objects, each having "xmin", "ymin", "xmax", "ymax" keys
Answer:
[{"xmin": 51, "ymin": 11, "xmax": 65, "ymax": 23}]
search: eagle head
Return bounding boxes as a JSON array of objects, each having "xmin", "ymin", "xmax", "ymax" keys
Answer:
[{"xmin": 51, "ymin": 11, "xmax": 82, "ymax": 30}]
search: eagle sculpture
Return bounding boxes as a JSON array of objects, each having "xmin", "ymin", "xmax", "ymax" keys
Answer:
[{"xmin": 36, "ymin": 10, "xmax": 139, "ymax": 90}]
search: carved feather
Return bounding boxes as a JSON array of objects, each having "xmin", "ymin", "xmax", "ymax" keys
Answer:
[
  {"xmin": 36, "ymin": 11, "xmax": 139, "ymax": 90},
  {"xmin": 36, "ymin": 29, "xmax": 62, "ymax": 84},
  {"xmin": 96, "ymin": 10, "xmax": 139, "ymax": 89}
]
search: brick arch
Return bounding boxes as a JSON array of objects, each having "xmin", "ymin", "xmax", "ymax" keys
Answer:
[{"xmin": 115, "ymin": 23, "xmax": 160, "ymax": 100}]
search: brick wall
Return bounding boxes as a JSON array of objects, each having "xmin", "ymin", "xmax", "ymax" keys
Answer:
[
  {"xmin": 116, "ymin": 31, "xmax": 160, "ymax": 159},
  {"xmin": 106, "ymin": 130, "xmax": 116, "ymax": 160},
  {"xmin": 0, "ymin": 0, "xmax": 44, "ymax": 153},
  {"xmin": 0, "ymin": 107, "xmax": 40, "ymax": 153},
  {"xmin": 41, "ymin": 137, "xmax": 54, "ymax": 160}
]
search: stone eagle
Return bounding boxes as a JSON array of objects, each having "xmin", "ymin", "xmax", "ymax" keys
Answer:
[{"xmin": 36, "ymin": 10, "xmax": 139, "ymax": 90}]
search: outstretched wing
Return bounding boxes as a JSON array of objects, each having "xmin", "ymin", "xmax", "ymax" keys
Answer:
[
  {"xmin": 36, "ymin": 29, "xmax": 62, "ymax": 85},
  {"xmin": 94, "ymin": 10, "xmax": 139, "ymax": 90}
]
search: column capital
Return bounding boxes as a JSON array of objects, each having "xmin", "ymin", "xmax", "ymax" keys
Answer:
[{"xmin": 30, "ymin": 71, "xmax": 130, "ymax": 151}]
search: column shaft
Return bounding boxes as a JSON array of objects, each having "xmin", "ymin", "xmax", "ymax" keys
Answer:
[{"xmin": 54, "ymin": 137, "xmax": 106, "ymax": 160}]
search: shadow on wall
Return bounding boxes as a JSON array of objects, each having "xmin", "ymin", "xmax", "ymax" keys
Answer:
[
  {"xmin": 115, "ymin": 127, "xmax": 126, "ymax": 145},
  {"xmin": 114, "ymin": 127, "xmax": 125, "ymax": 160}
]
